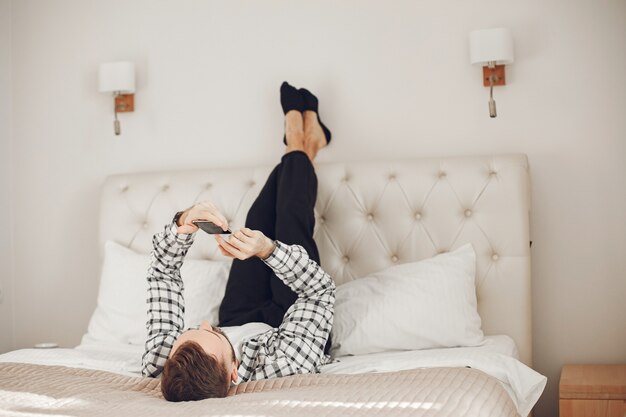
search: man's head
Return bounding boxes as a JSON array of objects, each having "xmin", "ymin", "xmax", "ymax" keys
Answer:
[{"xmin": 161, "ymin": 320, "xmax": 239, "ymax": 401}]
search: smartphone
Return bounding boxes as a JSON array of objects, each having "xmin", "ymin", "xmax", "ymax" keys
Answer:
[{"xmin": 191, "ymin": 220, "xmax": 232, "ymax": 234}]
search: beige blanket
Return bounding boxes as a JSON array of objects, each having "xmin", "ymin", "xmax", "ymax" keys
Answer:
[{"xmin": 0, "ymin": 362, "xmax": 519, "ymax": 416}]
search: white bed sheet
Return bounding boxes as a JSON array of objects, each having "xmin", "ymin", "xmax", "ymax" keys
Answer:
[
  {"xmin": 0, "ymin": 337, "xmax": 144, "ymax": 377},
  {"xmin": 0, "ymin": 335, "xmax": 545, "ymax": 417}
]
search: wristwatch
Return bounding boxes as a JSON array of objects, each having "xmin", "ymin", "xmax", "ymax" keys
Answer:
[{"xmin": 173, "ymin": 211, "xmax": 185, "ymax": 227}]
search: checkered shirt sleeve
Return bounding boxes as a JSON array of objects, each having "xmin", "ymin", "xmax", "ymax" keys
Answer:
[
  {"xmin": 237, "ymin": 241, "xmax": 336, "ymax": 382},
  {"xmin": 141, "ymin": 222, "xmax": 195, "ymax": 377}
]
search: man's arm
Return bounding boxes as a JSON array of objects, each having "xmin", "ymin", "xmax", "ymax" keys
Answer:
[
  {"xmin": 239, "ymin": 242, "xmax": 336, "ymax": 381},
  {"xmin": 141, "ymin": 222, "xmax": 194, "ymax": 377},
  {"xmin": 142, "ymin": 201, "xmax": 229, "ymax": 377}
]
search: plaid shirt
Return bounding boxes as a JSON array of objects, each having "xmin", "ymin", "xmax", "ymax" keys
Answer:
[{"xmin": 141, "ymin": 222, "xmax": 335, "ymax": 383}]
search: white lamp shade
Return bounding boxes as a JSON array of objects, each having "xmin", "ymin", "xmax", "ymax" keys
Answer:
[
  {"xmin": 469, "ymin": 28, "xmax": 514, "ymax": 65},
  {"xmin": 98, "ymin": 62, "xmax": 135, "ymax": 93}
]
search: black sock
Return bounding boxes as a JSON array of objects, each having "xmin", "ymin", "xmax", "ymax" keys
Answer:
[
  {"xmin": 280, "ymin": 82, "xmax": 304, "ymax": 114},
  {"xmin": 281, "ymin": 82, "xmax": 306, "ymax": 145},
  {"xmin": 299, "ymin": 88, "xmax": 332, "ymax": 145}
]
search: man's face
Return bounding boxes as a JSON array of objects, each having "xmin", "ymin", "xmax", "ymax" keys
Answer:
[{"xmin": 171, "ymin": 320, "xmax": 239, "ymax": 383}]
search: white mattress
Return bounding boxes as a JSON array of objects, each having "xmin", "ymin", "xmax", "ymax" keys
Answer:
[{"xmin": 0, "ymin": 335, "xmax": 545, "ymax": 417}]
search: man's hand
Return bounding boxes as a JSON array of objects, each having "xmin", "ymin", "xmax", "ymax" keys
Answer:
[
  {"xmin": 215, "ymin": 228, "xmax": 275, "ymax": 260},
  {"xmin": 176, "ymin": 201, "xmax": 229, "ymax": 234}
]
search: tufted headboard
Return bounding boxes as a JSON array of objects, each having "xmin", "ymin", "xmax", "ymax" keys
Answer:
[{"xmin": 100, "ymin": 153, "xmax": 532, "ymax": 366}]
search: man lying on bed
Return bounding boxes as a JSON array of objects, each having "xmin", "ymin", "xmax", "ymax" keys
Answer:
[{"xmin": 141, "ymin": 82, "xmax": 335, "ymax": 402}]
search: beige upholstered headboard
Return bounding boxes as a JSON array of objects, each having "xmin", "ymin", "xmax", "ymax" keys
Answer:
[{"xmin": 99, "ymin": 154, "xmax": 532, "ymax": 366}]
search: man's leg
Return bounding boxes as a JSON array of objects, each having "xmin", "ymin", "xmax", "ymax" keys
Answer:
[
  {"xmin": 218, "ymin": 110, "xmax": 308, "ymax": 327},
  {"xmin": 218, "ymin": 151, "xmax": 319, "ymax": 327},
  {"xmin": 218, "ymin": 107, "xmax": 329, "ymax": 333},
  {"xmin": 270, "ymin": 109, "xmax": 331, "ymax": 352},
  {"xmin": 218, "ymin": 165, "xmax": 284, "ymax": 326},
  {"xmin": 273, "ymin": 108, "xmax": 327, "ymax": 264},
  {"xmin": 259, "ymin": 107, "xmax": 325, "ymax": 317},
  {"xmin": 270, "ymin": 150, "xmax": 320, "ymax": 311}
]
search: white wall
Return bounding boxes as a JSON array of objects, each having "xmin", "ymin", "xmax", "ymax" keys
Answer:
[
  {"xmin": 0, "ymin": 0, "xmax": 14, "ymax": 354},
  {"xmin": 6, "ymin": 1, "xmax": 626, "ymax": 416}
]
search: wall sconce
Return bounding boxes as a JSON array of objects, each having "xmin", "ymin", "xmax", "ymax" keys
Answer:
[
  {"xmin": 98, "ymin": 62, "xmax": 135, "ymax": 135},
  {"xmin": 469, "ymin": 28, "xmax": 514, "ymax": 118}
]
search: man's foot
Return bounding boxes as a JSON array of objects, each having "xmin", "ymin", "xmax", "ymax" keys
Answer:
[
  {"xmin": 299, "ymin": 88, "xmax": 331, "ymax": 145},
  {"xmin": 280, "ymin": 82, "xmax": 305, "ymax": 114},
  {"xmin": 303, "ymin": 110, "xmax": 327, "ymax": 160},
  {"xmin": 281, "ymin": 82, "xmax": 305, "ymax": 145},
  {"xmin": 285, "ymin": 110, "xmax": 305, "ymax": 153}
]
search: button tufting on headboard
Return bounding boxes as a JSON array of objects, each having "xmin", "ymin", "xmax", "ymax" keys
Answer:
[{"xmin": 99, "ymin": 154, "xmax": 532, "ymax": 366}]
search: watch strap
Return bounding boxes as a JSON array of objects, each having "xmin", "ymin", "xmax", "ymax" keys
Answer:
[{"xmin": 173, "ymin": 211, "xmax": 185, "ymax": 227}]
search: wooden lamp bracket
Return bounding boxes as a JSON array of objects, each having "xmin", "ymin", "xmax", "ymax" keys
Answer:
[
  {"xmin": 482, "ymin": 65, "xmax": 506, "ymax": 87},
  {"xmin": 115, "ymin": 94, "xmax": 134, "ymax": 112}
]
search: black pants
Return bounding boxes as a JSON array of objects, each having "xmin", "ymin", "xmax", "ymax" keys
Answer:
[{"xmin": 218, "ymin": 151, "xmax": 320, "ymax": 328}]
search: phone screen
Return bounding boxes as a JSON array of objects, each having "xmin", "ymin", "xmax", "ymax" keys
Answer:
[{"xmin": 192, "ymin": 220, "xmax": 232, "ymax": 234}]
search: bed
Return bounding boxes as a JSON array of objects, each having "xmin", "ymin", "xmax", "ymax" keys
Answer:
[{"xmin": 0, "ymin": 153, "xmax": 546, "ymax": 417}]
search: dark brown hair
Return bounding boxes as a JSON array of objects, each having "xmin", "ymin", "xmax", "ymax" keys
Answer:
[{"xmin": 161, "ymin": 341, "xmax": 230, "ymax": 401}]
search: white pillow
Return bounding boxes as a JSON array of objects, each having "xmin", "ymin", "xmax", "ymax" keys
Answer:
[
  {"xmin": 85, "ymin": 240, "xmax": 230, "ymax": 346},
  {"xmin": 331, "ymin": 244, "xmax": 484, "ymax": 357}
]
